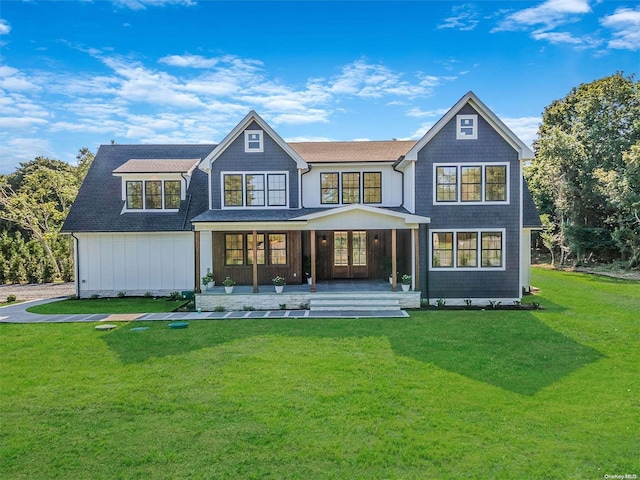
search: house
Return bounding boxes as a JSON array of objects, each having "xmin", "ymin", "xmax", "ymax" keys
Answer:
[{"xmin": 62, "ymin": 91, "xmax": 541, "ymax": 309}]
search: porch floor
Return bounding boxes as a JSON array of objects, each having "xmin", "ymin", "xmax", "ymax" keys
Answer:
[{"xmin": 200, "ymin": 279, "xmax": 405, "ymax": 294}]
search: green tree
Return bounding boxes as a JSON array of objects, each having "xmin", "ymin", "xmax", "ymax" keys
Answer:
[
  {"xmin": 527, "ymin": 72, "xmax": 640, "ymax": 265},
  {"xmin": 0, "ymin": 157, "xmax": 80, "ymax": 280}
]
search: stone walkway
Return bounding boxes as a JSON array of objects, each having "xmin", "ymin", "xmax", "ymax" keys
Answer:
[{"xmin": 0, "ymin": 298, "xmax": 408, "ymax": 324}]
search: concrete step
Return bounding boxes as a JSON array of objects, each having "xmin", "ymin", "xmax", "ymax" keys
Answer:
[{"xmin": 310, "ymin": 297, "xmax": 401, "ymax": 311}]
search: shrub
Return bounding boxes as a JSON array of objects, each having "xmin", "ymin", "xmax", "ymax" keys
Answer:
[
  {"xmin": 117, "ymin": 291, "xmax": 126, "ymax": 298},
  {"xmin": 144, "ymin": 291, "xmax": 152, "ymax": 298},
  {"xmin": 242, "ymin": 305, "xmax": 255, "ymax": 311},
  {"xmin": 168, "ymin": 291, "xmax": 182, "ymax": 301},
  {"xmin": 90, "ymin": 294, "xmax": 100, "ymax": 300},
  {"xmin": 6, "ymin": 294, "xmax": 17, "ymax": 303},
  {"xmin": 214, "ymin": 305, "xmax": 225, "ymax": 312}
]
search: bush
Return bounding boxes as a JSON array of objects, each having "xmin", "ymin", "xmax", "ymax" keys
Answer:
[{"xmin": 6, "ymin": 294, "xmax": 17, "ymax": 303}]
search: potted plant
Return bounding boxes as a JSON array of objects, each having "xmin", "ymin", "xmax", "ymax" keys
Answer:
[
  {"xmin": 202, "ymin": 271, "xmax": 215, "ymax": 290},
  {"xmin": 401, "ymin": 274, "xmax": 412, "ymax": 291},
  {"xmin": 272, "ymin": 275, "xmax": 286, "ymax": 293},
  {"xmin": 383, "ymin": 256, "xmax": 393, "ymax": 283},
  {"xmin": 222, "ymin": 276, "xmax": 235, "ymax": 294},
  {"xmin": 303, "ymin": 255, "xmax": 312, "ymax": 285}
]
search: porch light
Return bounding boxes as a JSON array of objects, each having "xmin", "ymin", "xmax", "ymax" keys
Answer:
[
  {"xmin": 321, "ymin": 235, "xmax": 327, "ymax": 244},
  {"xmin": 374, "ymin": 235, "xmax": 379, "ymax": 242}
]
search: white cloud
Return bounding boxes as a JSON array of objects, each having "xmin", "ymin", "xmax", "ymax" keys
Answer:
[
  {"xmin": 502, "ymin": 116, "xmax": 541, "ymax": 148},
  {"xmin": 112, "ymin": 0, "xmax": 195, "ymax": 10},
  {"xmin": 437, "ymin": 4, "xmax": 480, "ymax": 31},
  {"xmin": 601, "ymin": 6, "xmax": 640, "ymax": 50},
  {"xmin": 406, "ymin": 107, "xmax": 449, "ymax": 118},
  {"xmin": 0, "ymin": 19, "xmax": 10, "ymax": 35},
  {"xmin": 0, "ymin": 66, "xmax": 42, "ymax": 91},
  {"xmin": 285, "ymin": 135, "xmax": 336, "ymax": 143},
  {"xmin": 494, "ymin": 0, "xmax": 591, "ymax": 31},
  {"xmin": 0, "ymin": 138, "xmax": 54, "ymax": 171},
  {"xmin": 159, "ymin": 54, "xmax": 219, "ymax": 68}
]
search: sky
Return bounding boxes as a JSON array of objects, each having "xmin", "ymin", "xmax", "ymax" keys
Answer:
[{"xmin": 0, "ymin": 0, "xmax": 638, "ymax": 173}]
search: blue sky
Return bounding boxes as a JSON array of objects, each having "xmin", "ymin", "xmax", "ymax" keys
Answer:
[{"xmin": 0, "ymin": 0, "xmax": 638, "ymax": 173}]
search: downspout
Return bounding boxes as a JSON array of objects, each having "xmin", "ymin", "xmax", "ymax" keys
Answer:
[
  {"xmin": 70, "ymin": 233, "xmax": 80, "ymax": 298},
  {"xmin": 392, "ymin": 157, "xmax": 405, "ymax": 209},
  {"xmin": 299, "ymin": 165, "xmax": 312, "ymax": 208},
  {"xmin": 181, "ymin": 172, "xmax": 192, "ymax": 231}
]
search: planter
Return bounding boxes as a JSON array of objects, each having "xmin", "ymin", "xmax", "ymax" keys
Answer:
[
  {"xmin": 205, "ymin": 281, "xmax": 215, "ymax": 290},
  {"xmin": 275, "ymin": 285, "xmax": 284, "ymax": 294},
  {"xmin": 401, "ymin": 284, "xmax": 410, "ymax": 292},
  {"xmin": 306, "ymin": 277, "xmax": 312, "ymax": 285},
  {"xmin": 224, "ymin": 286, "xmax": 234, "ymax": 294},
  {"xmin": 389, "ymin": 276, "xmax": 393, "ymax": 284}
]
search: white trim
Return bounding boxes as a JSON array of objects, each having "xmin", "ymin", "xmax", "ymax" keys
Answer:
[
  {"xmin": 429, "ymin": 228, "xmax": 506, "ymax": 271},
  {"xmin": 400, "ymin": 91, "xmax": 534, "ymax": 167},
  {"xmin": 456, "ymin": 114, "xmax": 477, "ymax": 140},
  {"xmin": 432, "ymin": 162, "xmax": 510, "ymax": 205},
  {"xmin": 199, "ymin": 110, "xmax": 308, "ymax": 171},
  {"xmin": 220, "ymin": 171, "xmax": 290, "ymax": 209},
  {"xmin": 295, "ymin": 203, "xmax": 430, "ymax": 225},
  {"xmin": 244, "ymin": 130, "xmax": 264, "ymax": 153}
]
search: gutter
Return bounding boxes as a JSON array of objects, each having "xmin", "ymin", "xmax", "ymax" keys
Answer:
[{"xmin": 181, "ymin": 172, "xmax": 192, "ymax": 231}]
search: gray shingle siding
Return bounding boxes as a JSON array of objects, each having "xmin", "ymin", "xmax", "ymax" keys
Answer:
[
  {"xmin": 62, "ymin": 144, "xmax": 215, "ymax": 233},
  {"xmin": 415, "ymin": 104, "xmax": 522, "ymax": 299},
  {"xmin": 210, "ymin": 121, "xmax": 300, "ymax": 209}
]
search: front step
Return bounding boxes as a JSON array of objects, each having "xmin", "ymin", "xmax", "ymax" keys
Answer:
[{"xmin": 310, "ymin": 294, "xmax": 402, "ymax": 311}]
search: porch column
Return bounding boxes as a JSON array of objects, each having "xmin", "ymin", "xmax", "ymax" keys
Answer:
[
  {"xmin": 310, "ymin": 230, "xmax": 317, "ymax": 292},
  {"xmin": 391, "ymin": 228, "xmax": 397, "ymax": 292},
  {"xmin": 194, "ymin": 230, "xmax": 201, "ymax": 293},
  {"xmin": 413, "ymin": 228, "xmax": 420, "ymax": 291},
  {"xmin": 252, "ymin": 229, "xmax": 259, "ymax": 293}
]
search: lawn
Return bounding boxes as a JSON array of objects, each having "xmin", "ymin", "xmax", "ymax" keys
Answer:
[
  {"xmin": 26, "ymin": 297, "xmax": 190, "ymax": 314},
  {"xmin": 1, "ymin": 268, "xmax": 638, "ymax": 479}
]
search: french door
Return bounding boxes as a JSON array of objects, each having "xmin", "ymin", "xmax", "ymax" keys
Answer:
[{"xmin": 332, "ymin": 231, "xmax": 368, "ymax": 278}]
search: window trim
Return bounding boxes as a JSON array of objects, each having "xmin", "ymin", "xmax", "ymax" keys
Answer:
[
  {"xmin": 221, "ymin": 171, "xmax": 289, "ymax": 209},
  {"xmin": 456, "ymin": 114, "xmax": 478, "ymax": 140},
  {"xmin": 433, "ymin": 163, "xmax": 509, "ymax": 205},
  {"xmin": 224, "ymin": 232, "xmax": 288, "ymax": 266},
  {"xmin": 429, "ymin": 228, "xmax": 505, "ymax": 271},
  {"xmin": 244, "ymin": 130, "xmax": 264, "ymax": 153},
  {"xmin": 318, "ymin": 170, "xmax": 383, "ymax": 205},
  {"xmin": 123, "ymin": 179, "xmax": 182, "ymax": 212},
  {"xmin": 320, "ymin": 172, "xmax": 339, "ymax": 205}
]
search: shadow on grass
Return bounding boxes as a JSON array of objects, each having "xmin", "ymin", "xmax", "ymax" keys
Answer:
[{"xmin": 102, "ymin": 311, "xmax": 602, "ymax": 396}]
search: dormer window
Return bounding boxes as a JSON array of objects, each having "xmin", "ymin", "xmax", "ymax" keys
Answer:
[
  {"xmin": 456, "ymin": 115, "xmax": 477, "ymax": 140},
  {"xmin": 125, "ymin": 180, "xmax": 182, "ymax": 210},
  {"xmin": 245, "ymin": 130, "xmax": 264, "ymax": 152}
]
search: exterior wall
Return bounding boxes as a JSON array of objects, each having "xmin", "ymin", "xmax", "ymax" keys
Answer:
[
  {"xmin": 302, "ymin": 163, "xmax": 403, "ymax": 208},
  {"xmin": 520, "ymin": 228, "xmax": 532, "ymax": 292},
  {"xmin": 403, "ymin": 160, "xmax": 416, "ymax": 213},
  {"xmin": 210, "ymin": 121, "xmax": 300, "ymax": 209},
  {"xmin": 76, "ymin": 232, "xmax": 194, "ymax": 298},
  {"xmin": 415, "ymin": 104, "xmax": 522, "ymax": 300}
]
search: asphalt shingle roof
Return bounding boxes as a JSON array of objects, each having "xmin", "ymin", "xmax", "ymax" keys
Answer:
[
  {"xmin": 523, "ymin": 180, "xmax": 542, "ymax": 228},
  {"xmin": 112, "ymin": 158, "xmax": 200, "ymax": 174},
  {"xmin": 62, "ymin": 144, "xmax": 216, "ymax": 233}
]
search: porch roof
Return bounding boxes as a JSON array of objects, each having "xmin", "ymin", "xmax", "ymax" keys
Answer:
[{"xmin": 191, "ymin": 205, "xmax": 430, "ymax": 231}]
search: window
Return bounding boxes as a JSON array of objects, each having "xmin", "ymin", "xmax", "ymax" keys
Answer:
[
  {"xmin": 321, "ymin": 173, "xmax": 339, "ymax": 204},
  {"xmin": 269, "ymin": 234, "xmax": 287, "ymax": 265},
  {"xmin": 431, "ymin": 230, "xmax": 504, "ymax": 270},
  {"xmin": 481, "ymin": 232, "xmax": 503, "ymax": 267},
  {"xmin": 319, "ymin": 171, "xmax": 382, "ymax": 205},
  {"xmin": 225, "ymin": 234, "xmax": 244, "ymax": 265},
  {"xmin": 436, "ymin": 167, "xmax": 458, "ymax": 202},
  {"xmin": 485, "ymin": 166, "xmax": 507, "ymax": 201},
  {"xmin": 145, "ymin": 181, "xmax": 162, "ymax": 209},
  {"xmin": 125, "ymin": 179, "xmax": 181, "ymax": 211},
  {"xmin": 457, "ymin": 114, "xmax": 477, "ymax": 140},
  {"xmin": 267, "ymin": 174, "xmax": 286, "ymax": 206},
  {"xmin": 363, "ymin": 172, "xmax": 382, "ymax": 204},
  {"xmin": 247, "ymin": 234, "xmax": 265, "ymax": 265},
  {"xmin": 434, "ymin": 164, "xmax": 509, "ymax": 204},
  {"xmin": 457, "ymin": 232, "xmax": 478, "ymax": 267},
  {"xmin": 461, "ymin": 166, "xmax": 481, "ymax": 202},
  {"xmin": 246, "ymin": 174, "xmax": 265, "ymax": 206},
  {"xmin": 432, "ymin": 232, "xmax": 453, "ymax": 268},
  {"xmin": 225, "ymin": 233, "xmax": 288, "ymax": 266},
  {"xmin": 164, "ymin": 181, "xmax": 181, "ymax": 209},
  {"xmin": 223, "ymin": 172, "xmax": 287, "ymax": 208},
  {"xmin": 342, "ymin": 173, "xmax": 360, "ymax": 204},
  {"xmin": 244, "ymin": 130, "xmax": 263, "ymax": 152},
  {"xmin": 126, "ymin": 181, "xmax": 143, "ymax": 209}
]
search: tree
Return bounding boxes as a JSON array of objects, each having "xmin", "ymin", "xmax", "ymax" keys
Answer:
[
  {"xmin": 0, "ymin": 157, "xmax": 80, "ymax": 280},
  {"xmin": 527, "ymin": 72, "xmax": 640, "ymax": 265}
]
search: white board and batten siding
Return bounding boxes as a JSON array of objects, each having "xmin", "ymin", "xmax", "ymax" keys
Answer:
[{"xmin": 76, "ymin": 232, "xmax": 194, "ymax": 298}]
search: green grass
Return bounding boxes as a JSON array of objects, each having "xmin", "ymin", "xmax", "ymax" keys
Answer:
[
  {"xmin": 1, "ymin": 268, "xmax": 638, "ymax": 479},
  {"xmin": 26, "ymin": 297, "xmax": 189, "ymax": 314}
]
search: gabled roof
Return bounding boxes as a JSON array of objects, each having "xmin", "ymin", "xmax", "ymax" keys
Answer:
[
  {"xmin": 294, "ymin": 204, "xmax": 430, "ymax": 224},
  {"xmin": 289, "ymin": 140, "xmax": 416, "ymax": 163},
  {"xmin": 399, "ymin": 91, "xmax": 535, "ymax": 168},
  {"xmin": 199, "ymin": 110, "xmax": 308, "ymax": 171},
  {"xmin": 113, "ymin": 158, "xmax": 200, "ymax": 174},
  {"xmin": 523, "ymin": 179, "xmax": 542, "ymax": 229}
]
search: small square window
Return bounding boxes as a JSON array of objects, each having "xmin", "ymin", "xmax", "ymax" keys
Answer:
[
  {"xmin": 456, "ymin": 115, "xmax": 477, "ymax": 140},
  {"xmin": 244, "ymin": 130, "xmax": 264, "ymax": 152}
]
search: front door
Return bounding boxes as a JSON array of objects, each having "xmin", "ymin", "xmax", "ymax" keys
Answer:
[{"xmin": 332, "ymin": 231, "xmax": 368, "ymax": 279}]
